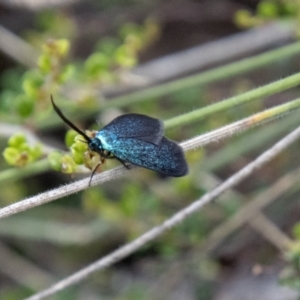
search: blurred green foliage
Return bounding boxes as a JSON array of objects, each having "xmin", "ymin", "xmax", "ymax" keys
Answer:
[
  {"xmin": 0, "ymin": 15, "xmax": 202, "ymax": 278},
  {"xmin": 2, "ymin": 3, "xmax": 300, "ymax": 300},
  {"xmin": 3, "ymin": 133, "xmax": 42, "ymax": 166},
  {"xmin": 280, "ymin": 239, "xmax": 300, "ymax": 292},
  {"xmin": 235, "ymin": 0, "xmax": 300, "ymax": 29}
]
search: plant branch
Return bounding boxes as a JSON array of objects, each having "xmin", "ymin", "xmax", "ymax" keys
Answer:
[
  {"xmin": 1, "ymin": 98, "xmax": 300, "ymax": 217},
  {"xmin": 165, "ymin": 72, "xmax": 300, "ymax": 129},
  {"xmin": 181, "ymin": 97, "xmax": 300, "ymax": 150},
  {"xmin": 23, "ymin": 122, "xmax": 300, "ymax": 300},
  {"xmin": 109, "ymin": 22, "xmax": 293, "ymax": 88},
  {"xmin": 40, "ymin": 41, "xmax": 300, "ymax": 130},
  {"xmin": 0, "ymin": 242, "xmax": 55, "ymax": 290},
  {"xmin": 0, "ymin": 159, "xmax": 51, "ymax": 185},
  {"xmin": 0, "ymin": 24, "xmax": 38, "ymax": 67},
  {"xmin": 1, "ymin": 0, "xmax": 79, "ymax": 10},
  {"xmin": 249, "ymin": 213, "xmax": 293, "ymax": 251},
  {"xmin": 105, "ymin": 40, "xmax": 300, "ymax": 109},
  {"xmin": 203, "ymin": 168, "xmax": 300, "ymax": 253}
]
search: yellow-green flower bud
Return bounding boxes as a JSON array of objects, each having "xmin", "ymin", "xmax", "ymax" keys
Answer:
[
  {"xmin": 61, "ymin": 155, "xmax": 77, "ymax": 173},
  {"xmin": 8, "ymin": 133, "xmax": 26, "ymax": 148},
  {"xmin": 114, "ymin": 45, "xmax": 136, "ymax": 68},
  {"xmin": 38, "ymin": 54, "xmax": 52, "ymax": 74},
  {"xmin": 48, "ymin": 151, "xmax": 63, "ymax": 171},
  {"xmin": 3, "ymin": 147, "xmax": 19, "ymax": 166},
  {"xmin": 56, "ymin": 39, "xmax": 70, "ymax": 57},
  {"xmin": 30, "ymin": 144, "xmax": 43, "ymax": 160},
  {"xmin": 65, "ymin": 130, "xmax": 78, "ymax": 147}
]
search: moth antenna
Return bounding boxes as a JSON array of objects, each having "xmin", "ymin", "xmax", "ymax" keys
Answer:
[
  {"xmin": 51, "ymin": 95, "xmax": 91, "ymax": 143},
  {"xmin": 78, "ymin": 139, "xmax": 88, "ymax": 144}
]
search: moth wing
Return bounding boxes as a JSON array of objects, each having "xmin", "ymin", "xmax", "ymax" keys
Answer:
[
  {"xmin": 100, "ymin": 114, "xmax": 164, "ymax": 146},
  {"xmin": 111, "ymin": 137, "xmax": 188, "ymax": 177}
]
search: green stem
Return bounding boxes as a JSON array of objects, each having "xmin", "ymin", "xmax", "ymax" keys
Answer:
[
  {"xmin": 202, "ymin": 111, "xmax": 300, "ymax": 171},
  {"xmin": 165, "ymin": 71, "xmax": 300, "ymax": 128},
  {"xmin": 3, "ymin": 97, "xmax": 300, "ymax": 185},
  {"xmin": 0, "ymin": 159, "xmax": 50, "ymax": 185},
  {"xmin": 106, "ymin": 41, "xmax": 300, "ymax": 108},
  {"xmin": 4, "ymin": 43, "xmax": 300, "ymax": 184},
  {"xmin": 39, "ymin": 41, "xmax": 300, "ymax": 129}
]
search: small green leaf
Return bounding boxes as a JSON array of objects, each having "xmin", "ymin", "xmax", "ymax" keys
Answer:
[
  {"xmin": 85, "ymin": 52, "xmax": 111, "ymax": 78},
  {"xmin": 22, "ymin": 70, "xmax": 43, "ymax": 98},
  {"xmin": 293, "ymin": 223, "xmax": 300, "ymax": 239},
  {"xmin": 114, "ymin": 45, "xmax": 137, "ymax": 68},
  {"xmin": 38, "ymin": 54, "xmax": 52, "ymax": 73},
  {"xmin": 15, "ymin": 95, "xmax": 35, "ymax": 118},
  {"xmin": 56, "ymin": 39, "xmax": 70, "ymax": 57},
  {"xmin": 258, "ymin": 1, "xmax": 278, "ymax": 18},
  {"xmin": 57, "ymin": 64, "xmax": 75, "ymax": 83}
]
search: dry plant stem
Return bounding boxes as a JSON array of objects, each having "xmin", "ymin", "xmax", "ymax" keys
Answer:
[
  {"xmin": 165, "ymin": 73, "xmax": 300, "ymax": 129},
  {"xmin": 133, "ymin": 22, "xmax": 293, "ymax": 82},
  {"xmin": 0, "ymin": 159, "xmax": 51, "ymax": 185},
  {"xmin": 0, "ymin": 100, "xmax": 299, "ymax": 219},
  {"xmin": 1, "ymin": 0, "xmax": 79, "ymax": 10},
  {"xmin": 249, "ymin": 213, "xmax": 293, "ymax": 251},
  {"xmin": 181, "ymin": 98, "xmax": 300, "ymax": 151},
  {"xmin": 107, "ymin": 22, "xmax": 294, "ymax": 93},
  {"xmin": 1, "ymin": 94, "xmax": 299, "ymax": 186},
  {"xmin": 143, "ymin": 171, "xmax": 296, "ymax": 297},
  {"xmin": 0, "ymin": 242, "xmax": 55, "ymax": 290},
  {"xmin": 109, "ymin": 40, "xmax": 300, "ymax": 110},
  {"xmin": 204, "ymin": 167, "xmax": 300, "ymax": 253},
  {"xmin": 0, "ymin": 217, "xmax": 110, "ymax": 245},
  {"xmin": 144, "ymin": 216, "xmax": 291, "ymax": 299},
  {"xmin": 0, "ymin": 165, "xmax": 128, "ymax": 219},
  {"xmin": 23, "ymin": 125, "xmax": 300, "ymax": 300},
  {"xmin": 0, "ymin": 24, "xmax": 38, "ymax": 67}
]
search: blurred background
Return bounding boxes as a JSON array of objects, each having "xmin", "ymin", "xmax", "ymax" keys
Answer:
[{"xmin": 1, "ymin": 0, "xmax": 300, "ymax": 299}]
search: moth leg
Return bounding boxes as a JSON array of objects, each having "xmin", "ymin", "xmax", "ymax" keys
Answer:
[
  {"xmin": 89, "ymin": 163, "xmax": 101, "ymax": 187},
  {"xmin": 115, "ymin": 157, "xmax": 131, "ymax": 169},
  {"xmin": 101, "ymin": 150, "xmax": 130, "ymax": 170}
]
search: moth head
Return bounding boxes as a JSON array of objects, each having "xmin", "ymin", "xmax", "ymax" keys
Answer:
[{"xmin": 88, "ymin": 138, "xmax": 103, "ymax": 153}]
